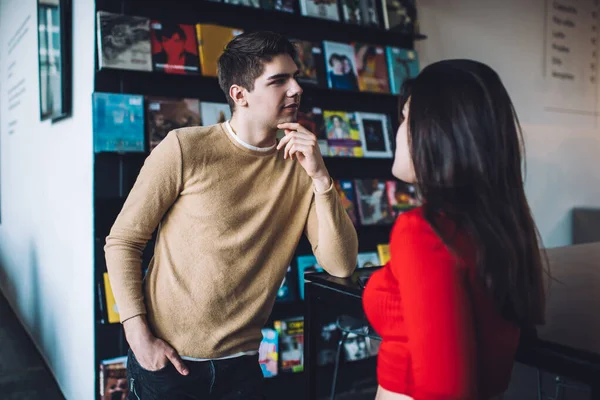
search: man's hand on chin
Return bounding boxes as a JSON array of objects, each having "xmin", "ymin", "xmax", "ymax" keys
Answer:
[{"xmin": 276, "ymin": 122, "xmax": 331, "ymax": 192}]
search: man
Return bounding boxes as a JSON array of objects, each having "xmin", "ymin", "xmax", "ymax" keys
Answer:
[{"xmin": 104, "ymin": 31, "xmax": 358, "ymax": 399}]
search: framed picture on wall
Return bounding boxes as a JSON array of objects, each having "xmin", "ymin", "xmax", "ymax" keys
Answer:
[{"xmin": 37, "ymin": 0, "xmax": 72, "ymax": 122}]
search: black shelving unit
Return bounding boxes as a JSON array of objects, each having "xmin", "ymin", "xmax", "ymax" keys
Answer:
[{"xmin": 93, "ymin": 0, "xmax": 422, "ymax": 398}]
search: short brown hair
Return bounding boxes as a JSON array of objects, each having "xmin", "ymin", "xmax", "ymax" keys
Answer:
[{"xmin": 217, "ymin": 31, "xmax": 297, "ymax": 111}]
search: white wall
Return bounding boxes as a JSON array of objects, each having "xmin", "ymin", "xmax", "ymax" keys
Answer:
[
  {"xmin": 416, "ymin": 0, "xmax": 600, "ymax": 248},
  {"xmin": 0, "ymin": 0, "xmax": 95, "ymax": 399}
]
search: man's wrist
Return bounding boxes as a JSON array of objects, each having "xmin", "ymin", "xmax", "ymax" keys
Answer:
[
  {"xmin": 312, "ymin": 175, "xmax": 331, "ymax": 192},
  {"xmin": 123, "ymin": 315, "xmax": 153, "ymax": 347}
]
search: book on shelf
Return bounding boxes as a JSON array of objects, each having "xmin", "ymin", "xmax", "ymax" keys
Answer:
[
  {"xmin": 224, "ymin": 0, "xmax": 261, "ymax": 7},
  {"xmin": 259, "ymin": 328, "xmax": 279, "ymax": 377},
  {"xmin": 291, "ymin": 39, "xmax": 326, "ymax": 87},
  {"xmin": 354, "ymin": 43, "xmax": 390, "ymax": 93},
  {"xmin": 317, "ymin": 320, "xmax": 340, "ymax": 366},
  {"xmin": 99, "ymin": 356, "xmax": 128, "ymax": 399},
  {"xmin": 146, "ymin": 96, "xmax": 201, "ymax": 151},
  {"xmin": 323, "ymin": 41, "xmax": 360, "ymax": 91},
  {"xmin": 341, "ymin": 0, "xmax": 380, "ymax": 27},
  {"xmin": 386, "ymin": 47, "xmax": 419, "ymax": 94},
  {"xmin": 261, "ymin": 0, "xmax": 297, "ymax": 12},
  {"xmin": 97, "ymin": 12, "xmax": 152, "ymax": 72},
  {"xmin": 386, "ymin": 180, "xmax": 418, "ymax": 217},
  {"xmin": 274, "ymin": 317, "xmax": 304, "ymax": 373},
  {"xmin": 334, "ymin": 180, "xmax": 359, "ymax": 226},
  {"xmin": 297, "ymin": 106, "xmax": 328, "ymax": 155},
  {"xmin": 200, "ymin": 102, "xmax": 231, "ymax": 126},
  {"xmin": 93, "ymin": 92, "xmax": 145, "ymax": 153},
  {"xmin": 355, "ymin": 112, "xmax": 393, "ymax": 158},
  {"xmin": 357, "ymin": 251, "xmax": 380, "ymax": 268},
  {"xmin": 103, "ymin": 272, "xmax": 121, "ymax": 324},
  {"xmin": 382, "ymin": 0, "xmax": 417, "ymax": 33},
  {"xmin": 323, "ymin": 110, "xmax": 363, "ymax": 157},
  {"xmin": 355, "ymin": 179, "xmax": 395, "ymax": 225},
  {"xmin": 377, "ymin": 243, "xmax": 390, "ymax": 265},
  {"xmin": 296, "ymin": 255, "xmax": 323, "ymax": 300},
  {"xmin": 150, "ymin": 21, "xmax": 200, "ymax": 75},
  {"xmin": 196, "ymin": 24, "xmax": 244, "ymax": 77},
  {"xmin": 299, "ymin": 0, "xmax": 340, "ymax": 21}
]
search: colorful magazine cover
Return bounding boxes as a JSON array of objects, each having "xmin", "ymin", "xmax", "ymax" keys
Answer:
[
  {"xmin": 150, "ymin": 21, "xmax": 200, "ymax": 74},
  {"xmin": 354, "ymin": 43, "xmax": 390, "ymax": 93},
  {"xmin": 323, "ymin": 41, "xmax": 359, "ymax": 91},
  {"xmin": 274, "ymin": 317, "xmax": 305, "ymax": 373},
  {"xmin": 386, "ymin": 47, "xmax": 420, "ymax": 94},
  {"xmin": 146, "ymin": 97, "xmax": 201, "ymax": 150},
  {"xmin": 377, "ymin": 243, "xmax": 390, "ymax": 265},
  {"xmin": 355, "ymin": 112, "xmax": 392, "ymax": 158},
  {"xmin": 299, "ymin": 0, "xmax": 340, "ymax": 21},
  {"xmin": 357, "ymin": 251, "xmax": 380, "ymax": 268},
  {"xmin": 296, "ymin": 255, "xmax": 323, "ymax": 300},
  {"xmin": 103, "ymin": 272, "xmax": 120, "ymax": 323},
  {"xmin": 196, "ymin": 24, "xmax": 244, "ymax": 77},
  {"xmin": 386, "ymin": 180, "xmax": 418, "ymax": 217},
  {"xmin": 297, "ymin": 106, "xmax": 328, "ymax": 155},
  {"xmin": 334, "ymin": 180, "xmax": 358, "ymax": 225},
  {"xmin": 97, "ymin": 12, "xmax": 152, "ymax": 71},
  {"xmin": 99, "ymin": 356, "xmax": 128, "ymax": 399},
  {"xmin": 354, "ymin": 179, "xmax": 395, "ymax": 225},
  {"xmin": 323, "ymin": 110, "xmax": 363, "ymax": 157},
  {"xmin": 291, "ymin": 39, "xmax": 325, "ymax": 86},
  {"xmin": 259, "ymin": 328, "xmax": 279, "ymax": 378},
  {"xmin": 93, "ymin": 92, "xmax": 145, "ymax": 153}
]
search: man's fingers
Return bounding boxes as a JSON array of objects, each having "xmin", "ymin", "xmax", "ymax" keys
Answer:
[
  {"xmin": 276, "ymin": 134, "xmax": 291, "ymax": 150},
  {"xmin": 277, "ymin": 122, "xmax": 303, "ymax": 131},
  {"xmin": 165, "ymin": 347, "xmax": 189, "ymax": 376},
  {"xmin": 283, "ymin": 137, "xmax": 314, "ymax": 159},
  {"xmin": 288, "ymin": 144, "xmax": 311, "ymax": 160},
  {"xmin": 278, "ymin": 123, "xmax": 314, "ymax": 137}
]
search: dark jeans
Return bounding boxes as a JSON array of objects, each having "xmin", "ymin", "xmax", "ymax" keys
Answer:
[{"xmin": 126, "ymin": 349, "xmax": 265, "ymax": 400}]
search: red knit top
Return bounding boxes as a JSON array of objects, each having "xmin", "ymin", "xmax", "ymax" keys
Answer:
[{"xmin": 363, "ymin": 208, "xmax": 520, "ymax": 399}]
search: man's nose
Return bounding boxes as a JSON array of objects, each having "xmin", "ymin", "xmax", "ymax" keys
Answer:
[{"xmin": 289, "ymin": 78, "xmax": 303, "ymax": 97}]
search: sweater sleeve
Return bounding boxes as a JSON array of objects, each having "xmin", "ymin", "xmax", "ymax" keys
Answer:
[
  {"xmin": 389, "ymin": 212, "xmax": 477, "ymax": 400},
  {"xmin": 304, "ymin": 180, "xmax": 358, "ymax": 277},
  {"xmin": 104, "ymin": 131, "xmax": 183, "ymax": 323}
]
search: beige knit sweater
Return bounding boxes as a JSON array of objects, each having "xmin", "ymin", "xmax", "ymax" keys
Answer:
[{"xmin": 104, "ymin": 123, "xmax": 358, "ymax": 358}]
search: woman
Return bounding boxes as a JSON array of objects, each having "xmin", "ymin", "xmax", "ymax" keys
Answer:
[{"xmin": 362, "ymin": 59, "xmax": 546, "ymax": 400}]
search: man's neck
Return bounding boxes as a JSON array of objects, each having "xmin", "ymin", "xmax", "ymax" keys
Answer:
[{"xmin": 229, "ymin": 114, "xmax": 278, "ymax": 148}]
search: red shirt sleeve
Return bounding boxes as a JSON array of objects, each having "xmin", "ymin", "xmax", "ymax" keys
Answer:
[{"xmin": 389, "ymin": 212, "xmax": 478, "ymax": 400}]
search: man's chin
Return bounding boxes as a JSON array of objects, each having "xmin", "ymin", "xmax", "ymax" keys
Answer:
[{"xmin": 278, "ymin": 114, "xmax": 298, "ymax": 124}]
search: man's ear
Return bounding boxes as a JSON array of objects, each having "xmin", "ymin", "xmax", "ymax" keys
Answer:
[{"xmin": 229, "ymin": 85, "xmax": 248, "ymax": 109}]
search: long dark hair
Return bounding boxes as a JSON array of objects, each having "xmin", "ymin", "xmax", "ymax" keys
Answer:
[{"xmin": 401, "ymin": 59, "xmax": 546, "ymax": 327}]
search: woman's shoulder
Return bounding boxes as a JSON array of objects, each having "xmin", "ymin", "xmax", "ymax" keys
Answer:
[
  {"xmin": 392, "ymin": 206, "xmax": 430, "ymax": 233},
  {"xmin": 390, "ymin": 207, "xmax": 454, "ymax": 252}
]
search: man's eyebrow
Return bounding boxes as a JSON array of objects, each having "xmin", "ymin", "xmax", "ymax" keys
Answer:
[{"xmin": 267, "ymin": 70, "xmax": 300, "ymax": 80}]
